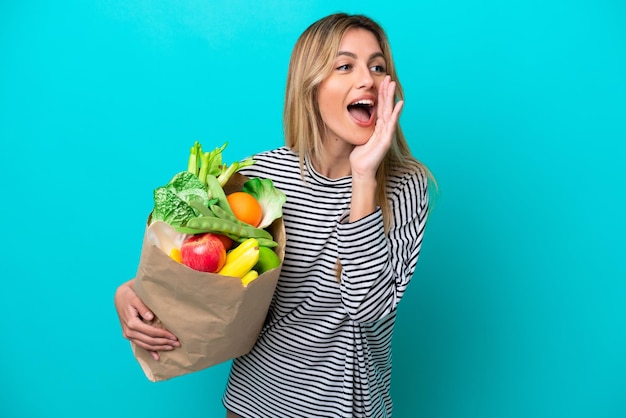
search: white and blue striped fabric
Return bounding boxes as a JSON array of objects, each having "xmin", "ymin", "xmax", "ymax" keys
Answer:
[{"xmin": 223, "ymin": 147, "xmax": 429, "ymax": 418}]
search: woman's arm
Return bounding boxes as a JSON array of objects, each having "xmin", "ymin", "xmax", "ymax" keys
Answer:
[
  {"xmin": 338, "ymin": 172, "xmax": 429, "ymax": 323},
  {"xmin": 349, "ymin": 75, "xmax": 403, "ymax": 222},
  {"xmin": 339, "ymin": 75, "xmax": 427, "ymax": 323}
]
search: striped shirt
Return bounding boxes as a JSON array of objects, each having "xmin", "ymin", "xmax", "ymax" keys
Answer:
[{"xmin": 223, "ymin": 147, "xmax": 429, "ymax": 418}]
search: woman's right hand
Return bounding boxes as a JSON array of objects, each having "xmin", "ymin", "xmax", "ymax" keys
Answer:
[{"xmin": 114, "ymin": 279, "xmax": 180, "ymax": 361}]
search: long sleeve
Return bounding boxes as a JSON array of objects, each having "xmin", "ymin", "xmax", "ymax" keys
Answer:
[{"xmin": 338, "ymin": 170, "xmax": 429, "ymax": 323}]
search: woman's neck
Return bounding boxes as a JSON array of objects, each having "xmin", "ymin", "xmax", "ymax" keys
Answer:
[{"xmin": 311, "ymin": 137, "xmax": 354, "ymax": 179}]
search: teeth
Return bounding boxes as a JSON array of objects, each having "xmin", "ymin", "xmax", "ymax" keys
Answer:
[{"xmin": 350, "ymin": 99, "xmax": 374, "ymax": 106}]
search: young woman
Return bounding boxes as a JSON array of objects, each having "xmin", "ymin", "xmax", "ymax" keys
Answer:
[{"xmin": 115, "ymin": 13, "xmax": 432, "ymax": 418}]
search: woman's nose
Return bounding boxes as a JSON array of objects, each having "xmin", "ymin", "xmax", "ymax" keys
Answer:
[{"xmin": 356, "ymin": 65, "xmax": 374, "ymax": 89}]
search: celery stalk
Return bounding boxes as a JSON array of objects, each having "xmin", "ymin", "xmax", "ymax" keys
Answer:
[
  {"xmin": 186, "ymin": 141, "xmax": 253, "ymax": 187},
  {"xmin": 187, "ymin": 141, "xmax": 202, "ymax": 176},
  {"xmin": 217, "ymin": 157, "xmax": 255, "ymax": 187},
  {"xmin": 198, "ymin": 151, "xmax": 211, "ymax": 186}
]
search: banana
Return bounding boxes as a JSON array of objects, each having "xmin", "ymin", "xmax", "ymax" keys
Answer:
[
  {"xmin": 240, "ymin": 270, "xmax": 259, "ymax": 287},
  {"xmin": 224, "ymin": 237, "xmax": 259, "ymax": 261},
  {"xmin": 169, "ymin": 248, "xmax": 182, "ymax": 263},
  {"xmin": 218, "ymin": 238, "xmax": 260, "ymax": 278}
]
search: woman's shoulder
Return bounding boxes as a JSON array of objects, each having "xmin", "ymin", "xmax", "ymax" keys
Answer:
[
  {"xmin": 239, "ymin": 146, "xmax": 300, "ymax": 178},
  {"xmin": 389, "ymin": 164, "xmax": 429, "ymax": 191},
  {"xmin": 250, "ymin": 146, "xmax": 298, "ymax": 164},
  {"xmin": 387, "ymin": 164, "xmax": 430, "ymax": 207}
]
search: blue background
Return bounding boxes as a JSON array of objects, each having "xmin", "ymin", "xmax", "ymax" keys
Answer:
[{"xmin": 1, "ymin": 1, "xmax": 625, "ymax": 417}]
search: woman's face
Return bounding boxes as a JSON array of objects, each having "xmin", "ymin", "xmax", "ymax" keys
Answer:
[{"xmin": 317, "ymin": 28, "xmax": 387, "ymax": 147}]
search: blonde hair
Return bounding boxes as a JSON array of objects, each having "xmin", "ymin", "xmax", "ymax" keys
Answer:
[{"xmin": 284, "ymin": 13, "xmax": 434, "ymax": 231}]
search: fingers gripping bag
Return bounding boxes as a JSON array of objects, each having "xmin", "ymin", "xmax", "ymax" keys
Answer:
[{"xmin": 129, "ymin": 142, "xmax": 286, "ymax": 382}]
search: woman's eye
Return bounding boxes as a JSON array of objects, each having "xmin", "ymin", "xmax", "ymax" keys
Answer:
[
  {"xmin": 371, "ymin": 64, "xmax": 386, "ymax": 73},
  {"xmin": 337, "ymin": 64, "xmax": 351, "ymax": 71}
]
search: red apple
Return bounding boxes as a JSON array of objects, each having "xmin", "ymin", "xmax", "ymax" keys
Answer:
[
  {"xmin": 215, "ymin": 234, "xmax": 234, "ymax": 251},
  {"xmin": 180, "ymin": 233, "xmax": 227, "ymax": 272}
]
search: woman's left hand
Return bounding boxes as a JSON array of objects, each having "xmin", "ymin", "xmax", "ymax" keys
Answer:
[{"xmin": 349, "ymin": 75, "xmax": 404, "ymax": 178}]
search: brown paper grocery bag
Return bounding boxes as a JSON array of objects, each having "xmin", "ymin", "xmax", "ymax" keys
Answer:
[{"xmin": 130, "ymin": 173, "xmax": 285, "ymax": 382}]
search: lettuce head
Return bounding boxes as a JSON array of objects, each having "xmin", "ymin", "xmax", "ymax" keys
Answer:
[
  {"xmin": 151, "ymin": 171, "xmax": 209, "ymax": 227},
  {"xmin": 242, "ymin": 177, "xmax": 287, "ymax": 229}
]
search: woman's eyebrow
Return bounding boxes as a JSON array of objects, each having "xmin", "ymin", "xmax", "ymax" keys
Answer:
[{"xmin": 337, "ymin": 51, "xmax": 385, "ymax": 61}]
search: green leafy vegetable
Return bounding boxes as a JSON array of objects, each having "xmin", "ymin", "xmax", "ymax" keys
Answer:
[
  {"xmin": 187, "ymin": 141, "xmax": 254, "ymax": 187},
  {"xmin": 217, "ymin": 157, "xmax": 255, "ymax": 187},
  {"xmin": 198, "ymin": 143, "xmax": 226, "ymax": 185},
  {"xmin": 242, "ymin": 178, "xmax": 287, "ymax": 229},
  {"xmin": 151, "ymin": 171, "xmax": 209, "ymax": 227},
  {"xmin": 187, "ymin": 141, "xmax": 202, "ymax": 178},
  {"xmin": 151, "ymin": 140, "xmax": 261, "ymax": 229}
]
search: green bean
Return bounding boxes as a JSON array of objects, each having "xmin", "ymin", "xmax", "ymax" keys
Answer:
[
  {"xmin": 256, "ymin": 237, "xmax": 278, "ymax": 248},
  {"xmin": 185, "ymin": 216, "xmax": 242, "ymax": 236},
  {"xmin": 206, "ymin": 175, "xmax": 234, "ymax": 216},
  {"xmin": 239, "ymin": 225, "xmax": 274, "ymax": 240},
  {"xmin": 175, "ymin": 225, "xmax": 206, "ymax": 235},
  {"xmin": 186, "ymin": 216, "xmax": 273, "ymax": 240},
  {"xmin": 231, "ymin": 234, "xmax": 277, "ymax": 248},
  {"xmin": 210, "ymin": 204, "xmax": 276, "ymax": 242},
  {"xmin": 189, "ymin": 201, "xmax": 214, "ymax": 217},
  {"xmin": 177, "ymin": 220, "xmax": 277, "ymax": 246},
  {"xmin": 210, "ymin": 204, "xmax": 240, "ymax": 224}
]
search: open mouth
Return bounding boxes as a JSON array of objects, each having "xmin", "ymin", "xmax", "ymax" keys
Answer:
[{"xmin": 347, "ymin": 99, "xmax": 375, "ymax": 124}]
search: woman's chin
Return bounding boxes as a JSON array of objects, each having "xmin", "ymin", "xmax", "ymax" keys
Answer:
[{"xmin": 351, "ymin": 132, "xmax": 374, "ymax": 146}]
